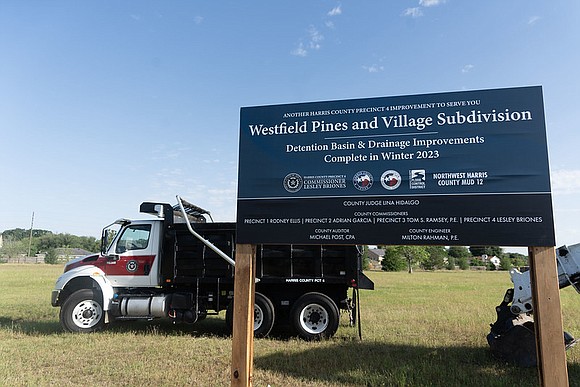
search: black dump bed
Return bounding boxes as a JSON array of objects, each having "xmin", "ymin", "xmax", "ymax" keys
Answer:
[{"xmin": 159, "ymin": 221, "xmax": 373, "ymax": 290}]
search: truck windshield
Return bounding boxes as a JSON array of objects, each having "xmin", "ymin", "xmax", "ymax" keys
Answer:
[{"xmin": 115, "ymin": 225, "xmax": 151, "ymax": 254}]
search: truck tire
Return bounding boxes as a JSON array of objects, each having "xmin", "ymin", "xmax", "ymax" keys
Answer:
[
  {"xmin": 60, "ymin": 289, "xmax": 105, "ymax": 333},
  {"xmin": 226, "ymin": 292, "xmax": 275, "ymax": 338},
  {"xmin": 291, "ymin": 292, "xmax": 339, "ymax": 340}
]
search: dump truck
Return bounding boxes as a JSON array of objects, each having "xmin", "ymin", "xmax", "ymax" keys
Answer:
[
  {"xmin": 51, "ymin": 197, "xmax": 374, "ymax": 340},
  {"xmin": 488, "ymin": 244, "xmax": 580, "ymax": 366}
]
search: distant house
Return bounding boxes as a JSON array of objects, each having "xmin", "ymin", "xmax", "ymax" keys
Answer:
[
  {"xmin": 469, "ymin": 254, "xmax": 501, "ymax": 270},
  {"xmin": 368, "ymin": 248, "xmax": 385, "ymax": 262},
  {"xmin": 367, "ymin": 248, "xmax": 385, "ymax": 270},
  {"xmin": 489, "ymin": 256, "xmax": 501, "ymax": 269},
  {"xmin": 55, "ymin": 248, "xmax": 94, "ymax": 262}
]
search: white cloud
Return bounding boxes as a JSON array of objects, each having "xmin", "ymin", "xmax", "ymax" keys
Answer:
[
  {"xmin": 462, "ymin": 64, "xmax": 475, "ymax": 73},
  {"xmin": 194, "ymin": 16, "xmax": 204, "ymax": 25},
  {"xmin": 403, "ymin": 7, "xmax": 423, "ymax": 18},
  {"xmin": 363, "ymin": 64, "xmax": 384, "ymax": 73},
  {"xmin": 420, "ymin": 0, "xmax": 445, "ymax": 7},
  {"xmin": 551, "ymin": 169, "xmax": 580, "ymax": 195},
  {"xmin": 291, "ymin": 42, "xmax": 307, "ymax": 57},
  {"xmin": 291, "ymin": 25, "xmax": 325, "ymax": 56},
  {"xmin": 328, "ymin": 5, "xmax": 342, "ymax": 17},
  {"xmin": 404, "ymin": 0, "xmax": 445, "ymax": 18},
  {"xmin": 528, "ymin": 16, "xmax": 541, "ymax": 25},
  {"xmin": 308, "ymin": 26, "xmax": 324, "ymax": 49}
]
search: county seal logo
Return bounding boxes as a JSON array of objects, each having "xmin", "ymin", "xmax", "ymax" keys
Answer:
[
  {"xmin": 381, "ymin": 170, "xmax": 402, "ymax": 190},
  {"xmin": 283, "ymin": 173, "xmax": 303, "ymax": 193},
  {"xmin": 353, "ymin": 171, "xmax": 373, "ymax": 191}
]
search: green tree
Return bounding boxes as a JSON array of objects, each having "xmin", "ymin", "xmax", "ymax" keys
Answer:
[
  {"xmin": 44, "ymin": 248, "xmax": 58, "ymax": 264},
  {"xmin": 1, "ymin": 229, "xmax": 99, "ymax": 260},
  {"xmin": 37, "ymin": 234, "xmax": 59, "ymax": 251},
  {"xmin": 0, "ymin": 237, "xmax": 27, "ymax": 258},
  {"xmin": 500, "ymin": 255, "xmax": 512, "ymax": 271},
  {"xmin": 361, "ymin": 245, "xmax": 370, "ymax": 270},
  {"xmin": 469, "ymin": 246, "xmax": 486, "ymax": 257},
  {"xmin": 448, "ymin": 246, "xmax": 470, "ymax": 260},
  {"xmin": 456, "ymin": 255, "xmax": 469, "ymax": 270},
  {"xmin": 79, "ymin": 236, "xmax": 100, "ymax": 252},
  {"xmin": 2, "ymin": 228, "xmax": 51, "ymax": 240},
  {"xmin": 422, "ymin": 246, "xmax": 447, "ymax": 270},
  {"xmin": 380, "ymin": 246, "xmax": 407, "ymax": 272},
  {"xmin": 398, "ymin": 245, "xmax": 429, "ymax": 274},
  {"xmin": 488, "ymin": 246, "xmax": 504, "ymax": 257},
  {"xmin": 507, "ymin": 252, "xmax": 528, "ymax": 268},
  {"xmin": 446, "ymin": 256, "xmax": 456, "ymax": 270}
]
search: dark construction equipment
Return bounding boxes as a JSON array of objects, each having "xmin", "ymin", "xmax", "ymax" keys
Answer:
[{"xmin": 487, "ymin": 244, "xmax": 580, "ymax": 367}]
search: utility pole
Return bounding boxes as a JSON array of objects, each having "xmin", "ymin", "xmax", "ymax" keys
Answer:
[{"xmin": 28, "ymin": 212, "xmax": 34, "ymax": 259}]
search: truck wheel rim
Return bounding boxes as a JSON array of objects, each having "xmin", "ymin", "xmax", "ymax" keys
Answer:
[
  {"xmin": 299, "ymin": 303, "xmax": 329, "ymax": 334},
  {"xmin": 72, "ymin": 300, "xmax": 103, "ymax": 328},
  {"xmin": 254, "ymin": 304, "xmax": 264, "ymax": 330}
]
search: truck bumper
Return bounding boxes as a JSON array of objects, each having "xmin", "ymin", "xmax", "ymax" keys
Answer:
[{"xmin": 51, "ymin": 290, "xmax": 61, "ymax": 307}]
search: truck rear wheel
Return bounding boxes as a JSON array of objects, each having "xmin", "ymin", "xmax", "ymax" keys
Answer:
[
  {"xmin": 291, "ymin": 292, "xmax": 339, "ymax": 340},
  {"xmin": 226, "ymin": 292, "xmax": 275, "ymax": 338},
  {"xmin": 60, "ymin": 289, "xmax": 105, "ymax": 333}
]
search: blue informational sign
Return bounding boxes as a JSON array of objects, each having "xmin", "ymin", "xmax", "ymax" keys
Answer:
[{"xmin": 236, "ymin": 86, "xmax": 555, "ymax": 246}]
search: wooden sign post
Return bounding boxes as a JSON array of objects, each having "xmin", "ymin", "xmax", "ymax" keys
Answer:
[
  {"xmin": 231, "ymin": 244, "xmax": 256, "ymax": 387},
  {"xmin": 529, "ymin": 246, "xmax": 569, "ymax": 386}
]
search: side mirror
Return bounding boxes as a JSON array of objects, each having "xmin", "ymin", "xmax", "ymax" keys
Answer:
[
  {"xmin": 101, "ymin": 230, "xmax": 109, "ymax": 255},
  {"xmin": 101, "ymin": 228, "xmax": 118, "ymax": 255}
]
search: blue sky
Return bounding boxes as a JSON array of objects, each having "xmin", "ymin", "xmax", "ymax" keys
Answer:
[{"xmin": 1, "ymin": 1, "xmax": 579, "ymax": 251}]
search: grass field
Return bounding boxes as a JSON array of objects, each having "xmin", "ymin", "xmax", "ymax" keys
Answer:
[{"xmin": 1, "ymin": 264, "xmax": 580, "ymax": 386}]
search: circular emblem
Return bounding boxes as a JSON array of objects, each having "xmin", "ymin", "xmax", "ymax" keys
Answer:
[
  {"xmin": 126, "ymin": 260, "xmax": 138, "ymax": 273},
  {"xmin": 283, "ymin": 173, "xmax": 303, "ymax": 193},
  {"xmin": 381, "ymin": 170, "xmax": 402, "ymax": 190},
  {"xmin": 353, "ymin": 171, "xmax": 373, "ymax": 191}
]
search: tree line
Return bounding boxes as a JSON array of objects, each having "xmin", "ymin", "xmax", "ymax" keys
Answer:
[
  {"xmin": 2, "ymin": 228, "xmax": 528, "ymax": 273},
  {"xmin": 374, "ymin": 245, "xmax": 528, "ymax": 273},
  {"xmin": 1, "ymin": 228, "xmax": 100, "ymax": 259}
]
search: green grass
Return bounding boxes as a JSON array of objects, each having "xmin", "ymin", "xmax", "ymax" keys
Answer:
[{"xmin": 1, "ymin": 265, "xmax": 580, "ymax": 386}]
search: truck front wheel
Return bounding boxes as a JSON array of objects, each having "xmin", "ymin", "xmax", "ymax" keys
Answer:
[
  {"xmin": 226, "ymin": 292, "xmax": 275, "ymax": 338},
  {"xmin": 60, "ymin": 289, "xmax": 105, "ymax": 333},
  {"xmin": 291, "ymin": 292, "xmax": 339, "ymax": 340}
]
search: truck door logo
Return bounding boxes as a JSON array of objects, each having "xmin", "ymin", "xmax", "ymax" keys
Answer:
[{"xmin": 126, "ymin": 260, "xmax": 138, "ymax": 273}]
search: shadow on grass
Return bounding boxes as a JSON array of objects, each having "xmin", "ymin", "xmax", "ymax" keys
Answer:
[
  {"xmin": 0, "ymin": 315, "xmax": 232, "ymax": 338},
  {"xmin": 106, "ymin": 316, "xmax": 232, "ymax": 337},
  {"xmin": 254, "ymin": 340, "xmax": 580, "ymax": 387},
  {"xmin": 0, "ymin": 316, "xmax": 62, "ymax": 335},
  {"xmin": 3, "ymin": 314, "xmax": 579, "ymax": 385}
]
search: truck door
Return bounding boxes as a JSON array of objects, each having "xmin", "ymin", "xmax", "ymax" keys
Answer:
[{"xmin": 105, "ymin": 222, "xmax": 160, "ymax": 287}]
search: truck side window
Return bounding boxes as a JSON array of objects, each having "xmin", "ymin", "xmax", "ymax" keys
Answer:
[{"xmin": 116, "ymin": 225, "xmax": 151, "ymax": 254}]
